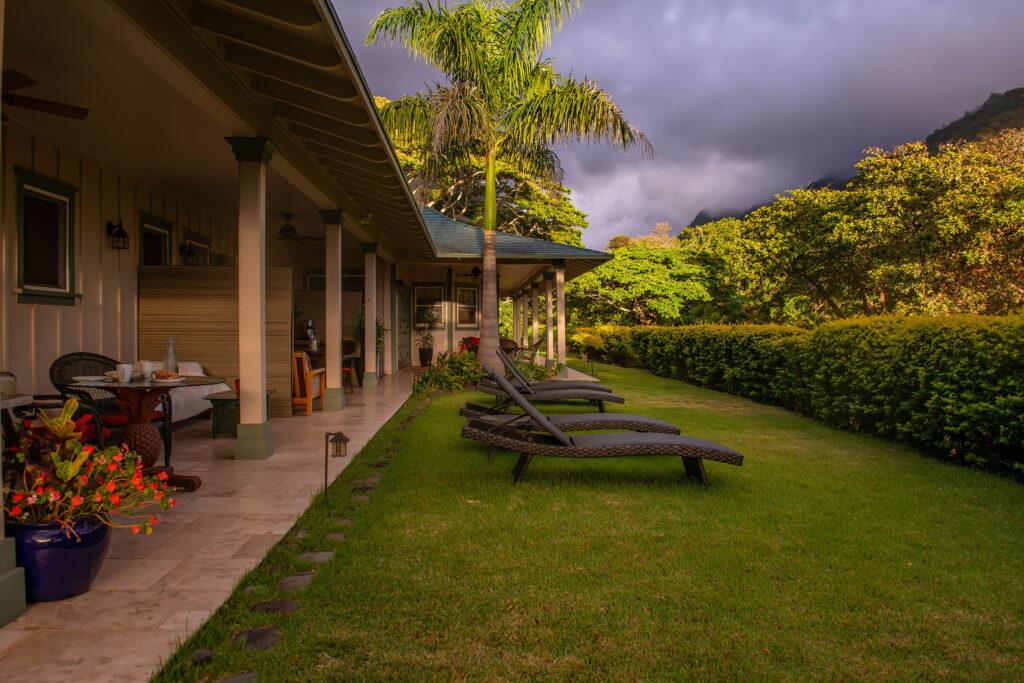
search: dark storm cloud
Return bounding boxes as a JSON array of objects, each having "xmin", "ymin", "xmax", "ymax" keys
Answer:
[{"xmin": 335, "ymin": 0, "xmax": 1024, "ymax": 248}]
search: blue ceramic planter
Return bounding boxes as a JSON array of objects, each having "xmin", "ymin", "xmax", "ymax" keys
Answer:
[{"xmin": 6, "ymin": 517, "xmax": 111, "ymax": 602}]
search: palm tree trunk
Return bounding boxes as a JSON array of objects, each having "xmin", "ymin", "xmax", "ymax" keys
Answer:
[{"xmin": 477, "ymin": 150, "xmax": 501, "ymax": 370}]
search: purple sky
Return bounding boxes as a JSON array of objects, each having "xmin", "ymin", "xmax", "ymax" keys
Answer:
[{"xmin": 333, "ymin": 0, "xmax": 1024, "ymax": 249}]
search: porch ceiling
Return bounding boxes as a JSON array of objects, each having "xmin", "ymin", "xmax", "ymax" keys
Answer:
[{"xmin": 107, "ymin": 0, "xmax": 435, "ymax": 260}]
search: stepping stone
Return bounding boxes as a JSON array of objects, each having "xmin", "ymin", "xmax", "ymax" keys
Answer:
[
  {"xmin": 351, "ymin": 485, "xmax": 375, "ymax": 494},
  {"xmin": 352, "ymin": 494, "xmax": 370, "ymax": 504},
  {"xmin": 220, "ymin": 673, "xmax": 255, "ymax": 683},
  {"xmin": 296, "ymin": 550, "xmax": 334, "ymax": 564},
  {"xmin": 278, "ymin": 572, "xmax": 314, "ymax": 593},
  {"xmin": 235, "ymin": 626, "xmax": 280, "ymax": 651},
  {"xmin": 293, "ymin": 529, "xmax": 308, "ymax": 540},
  {"xmin": 326, "ymin": 532, "xmax": 346, "ymax": 544},
  {"xmin": 371, "ymin": 460, "xmax": 389, "ymax": 468},
  {"xmin": 242, "ymin": 585, "xmax": 257, "ymax": 596},
  {"xmin": 191, "ymin": 648, "xmax": 215, "ymax": 666},
  {"xmin": 336, "ymin": 516, "xmax": 353, "ymax": 526},
  {"xmin": 253, "ymin": 599, "xmax": 299, "ymax": 615},
  {"xmin": 354, "ymin": 473, "xmax": 383, "ymax": 486}
]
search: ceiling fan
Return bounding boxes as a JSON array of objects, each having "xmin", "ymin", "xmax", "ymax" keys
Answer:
[
  {"xmin": 271, "ymin": 212, "xmax": 323, "ymax": 243},
  {"xmin": 2, "ymin": 69, "xmax": 89, "ymax": 121}
]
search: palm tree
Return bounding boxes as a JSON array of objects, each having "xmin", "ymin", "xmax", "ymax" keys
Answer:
[{"xmin": 366, "ymin": 0, "xmax": 652, "ymax": 369}]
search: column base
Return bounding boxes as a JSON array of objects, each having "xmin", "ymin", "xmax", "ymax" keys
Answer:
[
  {"xmin": 557, "ymin": 363, "xmax": 568, "ymax": 378},
  {"xmin": 362, "ymin": 371, "xmax": 378, "ymax": 388},
  {"xmin": 324, "ymin": 388, "xmax": 346, "ymax": 411},
  {"xmin": 235, "ymin": 422, "xmax": 274, "ymax": 460},
  {"xmin": 545, "ymin": 358, "xmax": 555, "ymax": 370},
  {"xmin": 0, "ymin": 537, "xmax": 27, "ymax": 627}
]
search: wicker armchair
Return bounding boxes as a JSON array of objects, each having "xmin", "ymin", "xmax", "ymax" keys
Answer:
[{"xmin": 48, "ymin": 352, "xmax": 172, "ymax": 463}]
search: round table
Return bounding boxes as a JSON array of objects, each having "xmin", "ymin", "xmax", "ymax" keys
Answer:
[{"xmin": 69, "ymin": 376, "xmax": 225, "ymax": 491}]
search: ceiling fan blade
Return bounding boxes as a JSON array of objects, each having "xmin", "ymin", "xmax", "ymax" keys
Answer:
[
  {"xmin": 3, "ymin": 94, "xmax": 89, "ymax": 120},
  {"xmin": 2, "ymin": 69, "xmax": 37, "ymax": 94}
]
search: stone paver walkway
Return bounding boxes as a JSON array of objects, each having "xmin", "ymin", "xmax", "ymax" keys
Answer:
[{"xmin": 0, "ymin": 372, "xmax": 413, "ymax": 681}]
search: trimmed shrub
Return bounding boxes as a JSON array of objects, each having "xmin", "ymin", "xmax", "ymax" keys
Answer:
[{"xmin": 577, "ymin": 316, "xmax": 1024, "ymax": 472}]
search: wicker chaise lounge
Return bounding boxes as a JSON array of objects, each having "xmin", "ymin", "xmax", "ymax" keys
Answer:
[
  {"xmin": 491, "ymin": 347, "xmax": 614, "ymax": 393},
  {"xmin": 462, "ymin": 371, "xmax": 743, "ymax": 487},
  {"xmin": 476, "ymin": 378, "xmax": 625, "ymax": 412},
  {"xmin": 459, "ymin": 402, "xmax": 680, "ymax": 434}
]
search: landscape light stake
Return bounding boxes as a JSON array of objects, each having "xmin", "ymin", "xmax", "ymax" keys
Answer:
[{"xmin": 323, "ymin": 431, "xmax": 349, "ymax": 505}]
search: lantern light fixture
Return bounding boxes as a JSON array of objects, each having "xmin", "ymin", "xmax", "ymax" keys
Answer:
[
  {"xmin": 323, "ymin": 431, "xmax": 350, "ymax": 503},
  {"xmin": 106, "ymin": 220, "xmax": 130, "ymax": 250}
]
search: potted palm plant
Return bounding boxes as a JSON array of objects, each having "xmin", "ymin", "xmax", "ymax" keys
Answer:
[
  {"xmin": 2, "ymin": 399, "xmax": 175, "ymax": 602},
  {"xmin": 416, "ymin": 310, "xmax": 441, "ymax": 367},
  {"xmin": 353, "ymin": 311, "xmax": 390, "ymax": 374}
]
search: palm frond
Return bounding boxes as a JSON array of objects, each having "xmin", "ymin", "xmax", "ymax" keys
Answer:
[
  {"xmin": 377, "ymin": 94, "xmax": 432, "ymax": 149},
  {"xmin": 505, "ymin": 74, "xmax": 654, "ymax": 158},
  {"xmin": 498, "ymin": 140, "xmax": 563, "ymax": 182},
  {"xmin": 428, "ymin": 82, "xmax": 489, "ymax": 153},
  {"xmin": 498, "ymin": 0, "xmax": 581, "ymax": 87}
]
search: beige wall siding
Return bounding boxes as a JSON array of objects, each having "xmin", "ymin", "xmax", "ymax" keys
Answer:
[{"xmin": 0, "ymin": 122, "xmax": 234, "ymax": 394}]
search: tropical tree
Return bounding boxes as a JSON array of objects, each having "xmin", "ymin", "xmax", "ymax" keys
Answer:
[{"xmin": 366, "ymin": 0, "xmax": 651, "ymax": 368}]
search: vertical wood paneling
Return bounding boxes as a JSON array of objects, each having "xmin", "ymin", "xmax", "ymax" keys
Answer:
[{"xmin": 1, "ymin": 123, "xmax": 234, "ymax": 394}]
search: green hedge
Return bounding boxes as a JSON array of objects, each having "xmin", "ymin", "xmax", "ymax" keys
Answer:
[{"xmin": 573, "ymin": 317, "xmax": 1024, "ymax": 471}]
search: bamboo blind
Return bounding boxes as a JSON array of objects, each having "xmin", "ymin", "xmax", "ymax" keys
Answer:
[{"xmin": 137, "ymin": 266, "xmax": 293, "ymax": 417}]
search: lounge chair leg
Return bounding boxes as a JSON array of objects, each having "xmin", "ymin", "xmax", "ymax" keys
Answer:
[
  {"xmin": 682, "ymin": 457, "xmax": 709, "ymax": 488},
  {"xmin": 597, "ymin": 400, "xmax": 606, "ymax": 413},
  {"xmin": 512, "ymin": 453, "xmax": 533, "ymax": 482},
  {"xmin": 488, "ymin": 446, "xmax": 496, "ymax": 462}
]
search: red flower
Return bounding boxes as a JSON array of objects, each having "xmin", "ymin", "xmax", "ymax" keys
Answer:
[
  {"xmin": 94, "ymin": 493, "xmax": 103, "ymax": 503},
  {"xmin": 10, "ymin": 505, "xmax": 21, "ymax": 516},
  {"xmin": 156, "ymin": 471, "xmax": 169, "ymax": 482},
  {"xmin": 11, "ymin": 492, "xmax": 23, "ymax": 503},
  {"xmin": 130, "ymin": 525, "xmax": 140, "ymax": 535},
  {"xmin": 78, "ymin": 474, "xmax": 88, "ymax": 484},
  {"xmin": 110, "ymin": 494, "xmax": 121, "ymax": 506},
  {"xmin": 82, "ymin": 444, "xmax": 95, "ymax": 455},
  {"xmin": 71, "ymin": 495, "xmax": 83, "ymax": 507},
  {"xmin": 106, "ymin": 481, "xmax": 116, "ymax": 492},
  {"xmin": 149, "ymin": 515, "xmax": 158, "ymax": 525},
  {"xmin": 106, "ymin": 463, "xmax": 117, "ymax": 472},
  {"xmin": 169, "ymin": 498, "xmax": 177, "ymax": 508}
]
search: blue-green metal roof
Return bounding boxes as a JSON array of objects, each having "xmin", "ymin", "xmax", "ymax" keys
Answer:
[{"xmin": 420, "ymin": 207, "xmax": 612, "ymax": 280}]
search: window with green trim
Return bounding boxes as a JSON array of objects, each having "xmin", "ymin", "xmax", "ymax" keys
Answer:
[
  {"xmin": 16, "ymin": 169, "xmax": 76, "ymax": 305},
  {"xmin": 455, "ymin": 285, "xmax": 480, "ymax": 328}
]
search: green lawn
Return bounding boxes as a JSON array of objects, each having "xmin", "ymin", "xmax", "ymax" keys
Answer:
[{"xmin": 157, "ymin": 362, "xmax": 1024, "ymax": 680}]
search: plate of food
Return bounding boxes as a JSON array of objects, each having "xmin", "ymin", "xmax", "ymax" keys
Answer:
[
  {"xmin": 152, "ymin": 370, "xmax": 185, "ymax": 384},
  {"xmin": 72, "ymin": 375, "xmax": 111, "ymax": 383}
]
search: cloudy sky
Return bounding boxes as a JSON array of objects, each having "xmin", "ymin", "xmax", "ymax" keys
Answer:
[{"xmin": 334, "ymin": 0, "xmax": 1024, "ymax": 249}]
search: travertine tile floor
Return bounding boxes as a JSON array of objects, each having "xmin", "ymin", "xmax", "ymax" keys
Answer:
[{"xmin": 0, "ymin": 372, "xmax": 414, "ymax": 681}]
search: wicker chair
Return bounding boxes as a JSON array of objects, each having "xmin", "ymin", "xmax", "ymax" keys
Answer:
[
  {"xmin": 48, "ymin": 352, "xmax": 173, "ymax": 463},
  {"xmin": 292, "ymin": 351, "xmax": 325, "ymax": 416}
]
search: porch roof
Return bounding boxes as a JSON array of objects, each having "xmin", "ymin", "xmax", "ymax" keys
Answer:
[
  {"xmin": 110, "ymin": 0, "xmax": 435, "ymax": 259},
  {"xmin": 420, "ymin": 207, "xmax": 613, "ymax": 280}
]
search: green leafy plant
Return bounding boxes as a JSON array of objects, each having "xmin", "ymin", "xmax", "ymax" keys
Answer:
[
  {"xmin": 413, "ymin": 352, "xmax": 485, "ymax": 395},
  {"xmin": 353, "ymin": 311, "xmax": 389, "ymax": 352},
  {"xmin": 415, "ymin": 310, "xmax": 441, "ymax": 349}
]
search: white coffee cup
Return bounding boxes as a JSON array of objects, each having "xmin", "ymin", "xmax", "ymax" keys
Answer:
[
  {"xmin": 117, "ymin": 363, "xmax": 134, "ymax": 383},
  {"xmin": 139, "ymin": 360, "xmax": 156, "ymax": 380}
]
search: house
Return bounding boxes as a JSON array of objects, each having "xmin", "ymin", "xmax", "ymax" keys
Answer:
[{"xmin": 0, "ymin": 0, "xmax": 610, "ymax": 626}]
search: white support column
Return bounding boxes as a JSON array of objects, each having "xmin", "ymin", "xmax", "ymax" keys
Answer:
[
  {"xmin": 321, "ymin": 209, "xmax": 344, "ymax": 410},
  {"xmin": 555, "ymin": 264, "xmax": 567, "ymax": 376},
  {"xmin": 531, "ymin": 284, "xmax": 540, "ymax": 348},
  {"xmin": 512, "ymin": 292, "xmax": 520, "ymax": 347},
  {"xmin": 544, "ymin": 272, "xmax": 555, "ymax": 369},
  {"xmin": 382, "ymin": 259, "xmax": 392, "ymax": 377},
  {"xmin": 362, "ymin": 243, "xmax": 378, "ymax": 388},
  {"xmin": 227, "ymin": 136, "xmax": 275, "ymax": 459},
  {"xmin": 519, "ymin": 296, "xmax": 528, "ymax": 347},
  {"xmin": 0, "ymin": 0, "xmax": 27, "ymax": 629}
]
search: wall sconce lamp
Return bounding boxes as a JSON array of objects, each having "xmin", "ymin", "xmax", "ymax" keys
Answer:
[
  {"xmin": 470, "ymin": 266, "xmax": 482, "ymax": 278},
  {"xmin": 323, "ymin": 431, "xmax": 350, "ymax": 503},
  {"xmin": 179, "ymin": 242, "xmax": 196, "ymax": 266},
  {"xmin": 106, "ymin": 221, "xmax": 130, "ymax": 250}
]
